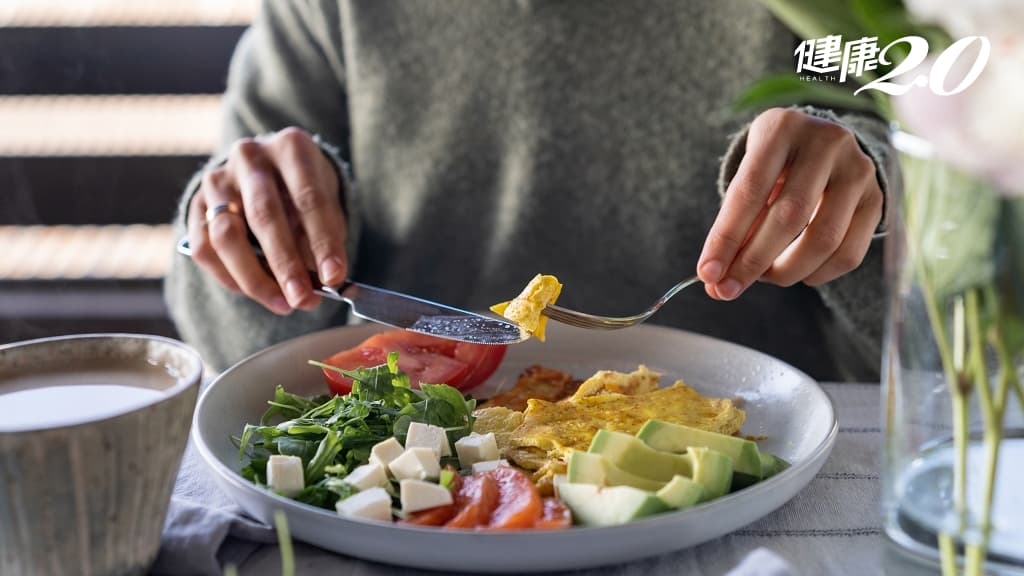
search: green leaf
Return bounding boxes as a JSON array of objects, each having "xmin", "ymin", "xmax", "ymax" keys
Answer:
[
  {"xmin": 324, "ymin": 463, "xmax": 348, "ymax": 476},
  {"xmin": 321, "ymin": 476, "xmax": 358, "ymax": 499},
  {"xmin": 237, "ymin": 424, "xmax": 259, "ymax": 462},
  {"xmin": 995, "ymin": 197, "xmax": 1024, "ymax": 354},
  {"xmin": 275, "ymin": 437, "xmax": 320, "ymax": 462},
  {"xmin": 735, "ymin": 74, "xmax": 879, "ymax": 114},
  {"xmin": 419, "ymin": 384, "xmax": 472, "ymax": 419},
  {"xmin": 284, "ymin": 423, "xmax": 330, "ymax": 436},
  {"xmin": 851, "ymin": 0, "xmax": 912, "ymax": 61},
  {"xmin": 392, "ymin": 414, "xmax": 413, "ymax": 441},
  {"xmin": 386, "ymin": 351, "xmax": 400, "ymax": 375},
  {"xmin": 757, "ymin": 0, "xmax": 863, "ymax": 41},
  {"xmin": 303, "ymin": 396, "xmax": 341, "ymax": 420},
  {"xmin": 241, "ymin": 458, "xmax": 267, "ymax": 484},
  {"xmin": 305, "ymin": 428, "xmax": 343, "ymax": 483},
  {"xmin": 261, "ymin": 385, "xmax": 319, "ymax": 424},
  {"xmin": 902, "ymin": 153, "xmax": 1001, "ymax": 302}
]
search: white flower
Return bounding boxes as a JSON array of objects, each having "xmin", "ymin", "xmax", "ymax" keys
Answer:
[
  {"xmin": 894, "ymin": 4, "xmax": 1024, "ymax": 195},
  {"xmin": 904, "ymin": 0, "xmax": 1024, "ymax": 42}
]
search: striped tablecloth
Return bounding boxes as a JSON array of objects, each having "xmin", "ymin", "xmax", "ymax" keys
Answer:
[{"xmin": 157, "ymin": 382, "xmax": 936, "ymax": 576}]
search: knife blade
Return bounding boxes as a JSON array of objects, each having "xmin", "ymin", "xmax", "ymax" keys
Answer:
[{"xmin": 176, "ymin": 238, "xmax": 527, "ymax": 345}]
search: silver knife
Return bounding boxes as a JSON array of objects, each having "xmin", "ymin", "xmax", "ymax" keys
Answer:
[{"xmin": 176, "ymin": 238, "xmax": 527, "ymax": 345}]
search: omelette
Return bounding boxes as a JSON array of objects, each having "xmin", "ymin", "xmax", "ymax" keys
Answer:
[
  {"xmin": 480, "ymin": 365, "xmax": 581, "ymax": 411},
  {"xmin": 474, "ymin": 365, "xmax": 745, "ymax": 491},
  {"xmin": 490, "ymin": 274, "xmax": 562, "ymax": 341}
]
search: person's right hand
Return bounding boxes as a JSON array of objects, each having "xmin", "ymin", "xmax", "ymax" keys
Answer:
[{"xmin": 187, "ymin": 127, "xmax": 348, "ymax": 315}]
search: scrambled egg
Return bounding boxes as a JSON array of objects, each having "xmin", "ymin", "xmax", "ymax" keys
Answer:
[
  {"xmin": 474, "ymin": 366, "xmax": 746, "ymax": 491},
  {"xmin": 490, "ymin": 274, "xmax": 562, "ymax": 341}
]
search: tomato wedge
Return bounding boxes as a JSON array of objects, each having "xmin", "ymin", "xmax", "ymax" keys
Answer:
[
  {"xmin": 485, "ymin": 466, "xmax": 542, "ymax": 530},
  {"xmin": 454, "ymin": 342, "xmax": 508, "ymax": 393},
  {"xmin": 321, "ymin": 329, "xmax": 507, "ymax": 395},
  {"xmin": 445, "ymin": 474, "xmax": 500, "ymax": 528},
  {"xmin": 403, "ymin": 504, "xmax": 459, "ymax": 526},
  {"xmin": 535, "ymin": 497, "xmax": 572, "ymax": 529}
]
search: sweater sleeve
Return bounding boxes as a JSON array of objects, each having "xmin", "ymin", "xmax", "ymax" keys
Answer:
[
  {"xmin": 164, "ymin": 0, "xmax": 358, "ymax": 372},
  {"xmin": 716, "ymin": 106, "xmax": 899, "ymax": 381}
]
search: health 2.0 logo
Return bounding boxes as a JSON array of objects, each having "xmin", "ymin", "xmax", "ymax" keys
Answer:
[{"xmin": 795, "ymin": 35, "xmax": 990, "ymax": 96}]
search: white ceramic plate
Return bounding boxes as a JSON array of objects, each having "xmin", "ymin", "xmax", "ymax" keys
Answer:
[{"xmin": 193, "ymin": 322, "xmax": 836, "ymax": 573}]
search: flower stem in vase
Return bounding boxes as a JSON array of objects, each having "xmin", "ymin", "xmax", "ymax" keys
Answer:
[
  {"xmin": 963, "ymin": 290, "xmax": 992, "ymax": 576},
  {"xmin": 951, "ymin": 296, "xmax": 969, "ymax": 525},
  {"xmin": 965, "ymin": 285, "xmax": 1021, "ymax": 575}
]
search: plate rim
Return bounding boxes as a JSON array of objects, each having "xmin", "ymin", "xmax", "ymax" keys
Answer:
[{"xmin": 192, "ymin": 323, "xmax": 837, "ymax": 538}]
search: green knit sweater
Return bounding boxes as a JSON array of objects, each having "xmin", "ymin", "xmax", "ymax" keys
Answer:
[{"xmin": 165, "ymin": 0, "xmax": 897, "ymax": 381}]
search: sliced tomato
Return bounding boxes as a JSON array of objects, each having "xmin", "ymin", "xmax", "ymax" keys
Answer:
[
  {"xmin": 485, "ymin": 466, "xmax": 542, "ymax": 530},
  {"xmin": 364, "ymin": 331, "xmax": 458, "ymax": 356},
  {"xmin": 454, "ymin": 343, "xmax": 508, "ymax": 393},
  {"xmin": 535, "ymin": 497, "xmax": 572, "ymax": 530},
  {"xmin": 445, "ymin": 473, "xmax": 500, "ymax": 528},
  {"xmin": 321, "ymin": 346, "xmax": 386, "ymax": 395},
  {"xmin": 321, "ymin": 329, "xmax": 506, "ymax": 395},
  {"xmin": 402, "ymin": 504, "xmax": 459, "ymax": 526}
]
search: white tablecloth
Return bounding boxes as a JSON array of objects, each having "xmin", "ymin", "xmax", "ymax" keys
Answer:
[{"xmin": 154, "ymin": 382, "xmax": 938, "ymax": 576}]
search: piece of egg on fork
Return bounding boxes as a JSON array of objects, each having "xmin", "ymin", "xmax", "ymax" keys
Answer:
[{"xmin": 490, "ymin": 274, "xmax": 562, "ymax": 341}]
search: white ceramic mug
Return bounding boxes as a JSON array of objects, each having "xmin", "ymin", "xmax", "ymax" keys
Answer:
[{"xmin": 0, "ymin": 334, "xmax": 202, "ymax": 576}]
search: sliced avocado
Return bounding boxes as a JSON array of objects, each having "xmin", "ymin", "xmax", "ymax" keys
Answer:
[
  {"xmin": 686, "ymin": 446, "xmax": 733, "ymax": 500},
  {"xmin": 552, "ymin": 474, "xmax": 568, "ymax": 499},
  {"xmin": 588, "ymin": 430, "xmax": 692, "ymax": 482},
  {"xmin": 558, "ymin": 482, "xmax": 669, "ymax": 527},
  {"xmin": 656, "ymin": 475, "xmax": 704, "ymax": 509},
  {"xmin": 637, "ymin": 420, "xmax": 763, "ymax": 481},
  {"xmin": 568, "ymin": 451, "xmax": 667, "ymax": 491},
  {"xmin": 731, "ymin": 471, "xmax": 761, "ymax": 491},
  {"xmin": 759, "ymin": 452, "xmax": 790, "ymax": 479}
]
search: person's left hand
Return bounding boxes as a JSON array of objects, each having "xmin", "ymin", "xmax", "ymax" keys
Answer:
[{"xmin": 697, "ymin": 108, "xmax": 883, "ymax": 300}]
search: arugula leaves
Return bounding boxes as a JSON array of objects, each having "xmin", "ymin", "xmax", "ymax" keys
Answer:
[{"xmin": 235, "ymin": 352, "xmax": 476, "ymax": 510}]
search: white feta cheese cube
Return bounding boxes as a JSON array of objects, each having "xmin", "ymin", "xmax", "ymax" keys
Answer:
[
  {"xmin": 342, "ymin": 462, "xmax": 389, "ymax": 491},
  {"xmin": 335, "ymin": 487, "xmax": 392, "ymax": 522},
  {"xmin": 405, "ymin": 422, "xmax": 451, "ymax": 457},
  {"xmin": 368, "ymin": 437, "xmax": 405, "ymax": 469},
  {"xmin": 470, "ymin": 459, "xmax": 509, "ymax": 474},
  {"xmin": 399, "ymin": 479, "xmax": 454, "ymax": 513},
  {"xmin": 266, "ymin": 455, "xmax": 305, "ymax": 497},
  {"xmin": 454, "ymin": 432, "xmax": 499, "ymax": 468},
  {"xmin": 387, "ymin": 447, "xmax": 441, "ymax": 481}
]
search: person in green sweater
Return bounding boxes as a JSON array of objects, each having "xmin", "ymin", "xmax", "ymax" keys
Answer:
[{"xmin": 165, "ymin": 1, "xmax": 896, "ymax": 382}]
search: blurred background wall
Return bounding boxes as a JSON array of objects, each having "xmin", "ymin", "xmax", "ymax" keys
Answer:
[{"xmin": 0, "ymin": 0, "xmax": 258, "ymax": 344}]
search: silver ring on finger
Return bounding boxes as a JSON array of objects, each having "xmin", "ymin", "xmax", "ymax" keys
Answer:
[{"xmin": 205, "ymin": 201, "xmax": 243, "ymax": 225}]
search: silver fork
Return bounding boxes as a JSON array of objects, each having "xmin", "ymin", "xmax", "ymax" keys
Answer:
[{"xmin": 542, "ymin": 274, "xmax": 701, "ymax": 330}]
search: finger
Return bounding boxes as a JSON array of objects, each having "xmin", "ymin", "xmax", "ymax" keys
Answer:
[
  {"xmin": 270, "ymin": 128, "xmax": 348, "ymax": 286},
  {"xmin": 188, "ymin": 175, "xmax": 240, "ymax": 293},
  {"xmin": 715, "ymin": 151, "xmax": 831, "ymax": 299},
  {"xmin": 234, "ymin": 146, "xmax": 319, "ymax": 311},
  {"xmin": 698, "ymin": 110, "xmax": 796, "ymax": 285},
  {"xmin": 702, "ymin": 177, "xmax": 779, "ymax": 302},
  {"xmin": 803, "ymin": 190, "xmax": 882, "ymax": 286},
  {"xmin": 289, "ymin": 221, "xmax": 323, "ymax": 306},
  {"xmin": 761, "ymin": 176, "xmax": 860, "ymax": 287},
  {"xmin": 207, "ymin": 148, "xmax": 290, "ymax": 314}
]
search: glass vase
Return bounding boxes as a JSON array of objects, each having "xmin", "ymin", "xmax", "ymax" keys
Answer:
[{"xmin": 883, "ymin": 131, "xmax": 1024, "ymax": 575}]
